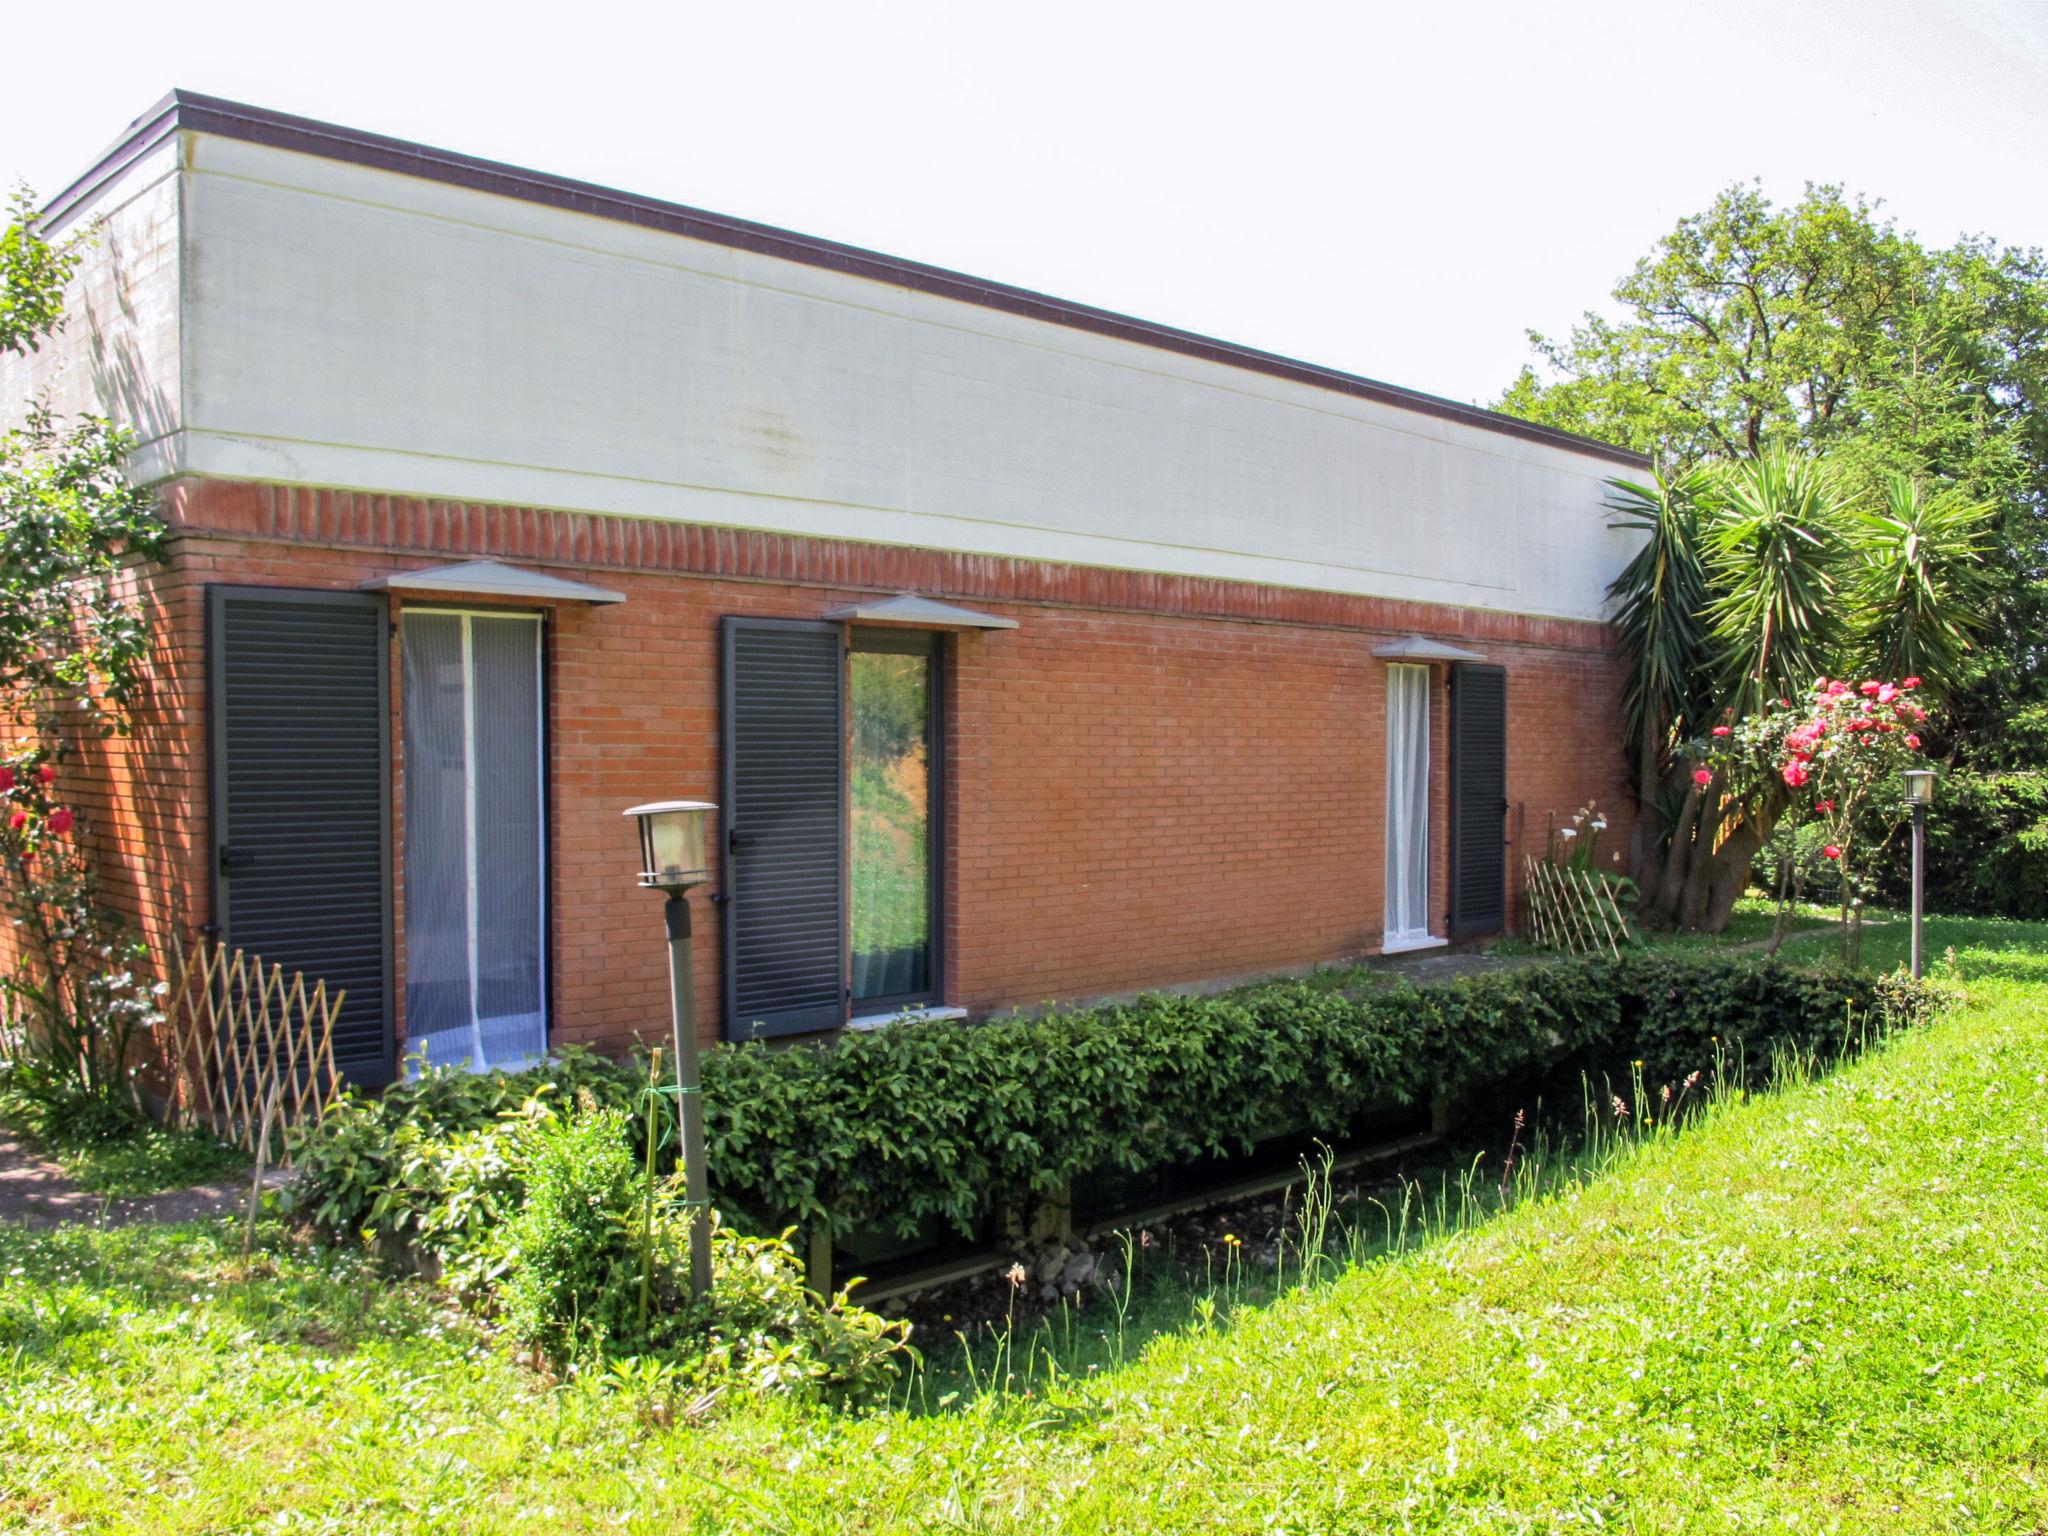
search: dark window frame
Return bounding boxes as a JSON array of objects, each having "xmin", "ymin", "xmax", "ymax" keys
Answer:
[
  {"xmin": 720, "ymin": 617, "xmax": 849, "ymax": 1041},
  {"xmin": 846, "ymin": 626, "xmax": 946, "ymax": 1017},
  {"xmin": 206, "ymin": 584, "xmax": 397, "ymax": 1086}
]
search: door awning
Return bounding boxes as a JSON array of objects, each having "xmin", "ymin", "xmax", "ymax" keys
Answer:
[
  {"xmin": 361, "ymin": 559, "xmax": 625, "ymax": 605},
  {"xmin": 1371, "ymin": 635, "xmax": 1485, "ymax": 663},
  {"xmin": 821, "ymin": 593, "xmax": 1017, "ymax": 630}
]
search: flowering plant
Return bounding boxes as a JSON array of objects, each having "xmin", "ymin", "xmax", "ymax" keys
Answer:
[
  {"xmin": 0, "ymin": 749, "xmax": 161, "ymax": 1102},
  {"xmin": 1691, "ymin": 676, "xmax": 1931, "ymax": 953}
]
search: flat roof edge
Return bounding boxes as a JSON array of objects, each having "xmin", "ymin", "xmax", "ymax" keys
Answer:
[{"xmin": 46, "ymin": 90, "xmax": 1649, "ymax": 470}]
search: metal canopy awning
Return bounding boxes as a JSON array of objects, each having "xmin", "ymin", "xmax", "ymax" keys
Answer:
[
  {"xmin": 821, "ymin": 593, "xmax": 1018, "ymax": 630},
  {"xmin": 1371, "ymin": 635, "xmax": 1486, "ymax": 663},
  {"xmin": 361, "ymin": 559, "xmax": 626, "ymax": 605}
]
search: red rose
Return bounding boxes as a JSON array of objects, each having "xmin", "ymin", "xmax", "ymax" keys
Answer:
[
  {"xmin": 36, "ymin": 764, "xmax": 55, "ymax": 785},
  {"xmin": 1826, "ymin": 681, "xmax": 1849, "ymax": 697},
  {"xmin": 1905, "ymin": 733, "xmax": 1921, "ymax": 750},
  {"xmin": 1712, "ymin": 726, "xmax": 1731, "ymax": 737},
  {"xmin": 0, "ymin": 769, "xmax": 13, "ymax": 791},
  {"xmin": 1782, "ymin": 761, "xmax": 1810, "ymax": 787},
  {"xmin": 44, "ymin": 808, "xmax": 72, "ymax": 835},
  {"xmin": 1823, "ymin": 845, "xmax": 1842, "ymax": 860},
  {"xmin": 1903, "ymin": 676, "xmax": 1921, "ymax": 689},
  {"xmin": 1816, "ymin": 799, "xmax": 1836, "ymax": 813},
  {"xmin": 1693, "ymin": 769, "xmax": 1713, "ymax": 786},
  {"xmin": 8, "ymin": 811, "xmax": 26, "ymax": 831},
  {"xmin": 1860, "ymin": 681, "xmax": 1881, "ymax": 696}
]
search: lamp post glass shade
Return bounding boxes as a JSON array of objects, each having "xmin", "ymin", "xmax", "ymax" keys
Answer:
[
  {"xmin": 624, "ymin": 801, "xmax": 716, "ymax": 890},
  {"xmin": 1903, "ymin": 769, "xmax": 1937, "ymax": 806}
]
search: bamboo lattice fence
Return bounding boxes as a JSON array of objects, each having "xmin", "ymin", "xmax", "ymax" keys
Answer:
[
  {"xmin": 158, "ymin": 935, "xmax": 346, "ymax": 1157},
  {"xmin": 1521, "ymin": 857, "xmax": 1635, "ymax": 957}
]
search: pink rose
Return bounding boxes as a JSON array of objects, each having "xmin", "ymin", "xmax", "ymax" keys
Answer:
[
  {"xmin": 1904, "ymin": 733, "xmax": 1921, "ymax": 749},
  {"xmin": 1823, "ymin": 845, "xmax": 1842, "ymax": 860},
  {"xmin": 44, "ymin": 808, "xmax": 72, "ymax": 835},
  {"xmin": 1712, "ymin": 726, "xmax": 1731, "ymax": 737},
  {"xmin": 1903, "ymin": 676, "xmax": 1922, "ymax": 689},
  {"xmin": 1782, "ymin": 760, "xmax": 1810, "ymax": 788},
  {"xmin": 1826, "ymin": 681, "xmax": 1850, "ymax": 697},
  {"xmin": 8, "ymin": 811, "xmax": 25, "ymax": 831},
  {"xmin": 1860, "ymin": 681, "xmax": 1882, "ymax": 696},
  {"xmin": 1694, "ymin": 769, "xmax": 1713, "ymax": 786}
]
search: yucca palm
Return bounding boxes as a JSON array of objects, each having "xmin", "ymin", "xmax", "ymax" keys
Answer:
[
  {"xmin": 1604, "ymin": 468, "xmax": 1714, "ymax": 753},
  {"xmin": 1848, "ymin": 475, "xmax": 1996, "ymax": 686},
  {"xmin": 1701, "ymin": 450, "xmax": 1850, "ymax": 713}
]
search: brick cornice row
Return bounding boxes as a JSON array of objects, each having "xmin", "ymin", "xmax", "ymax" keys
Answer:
[{"xmin": 162, "ymin": 477, "xmax": 1619, "ymax": 653}]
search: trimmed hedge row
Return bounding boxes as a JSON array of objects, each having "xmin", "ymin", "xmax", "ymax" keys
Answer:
[{"xmin": 290, "ymin": 952, "xmax": 1935, "ymax": 1244}]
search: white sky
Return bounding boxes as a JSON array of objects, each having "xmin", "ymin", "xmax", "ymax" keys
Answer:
[{"xmin": 6, "ymin": 0, "xmax": 2047, "ymax": 407}]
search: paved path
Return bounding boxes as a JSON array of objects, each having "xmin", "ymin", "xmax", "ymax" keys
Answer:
[{"xmin": 0, "ymin": 1128, "xmax": 286, "ymax": 1229}]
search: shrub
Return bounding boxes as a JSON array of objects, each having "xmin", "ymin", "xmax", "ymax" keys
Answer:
[
  {"xmin": 493, "ymin": 1108, "xmax": 646, "ymax": 1364},
  {"xmin": 293, "ymin": 953, "xmax": 1939, "ymax": 1254},
  {"xmin": 1852, "ymin": 767, "xmax": 2048, "ymax": 919}
]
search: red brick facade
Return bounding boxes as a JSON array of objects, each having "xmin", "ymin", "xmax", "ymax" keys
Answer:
[{"xmin": 78, "ymin": 477, "xmax": 1634, "ymax": 1063}]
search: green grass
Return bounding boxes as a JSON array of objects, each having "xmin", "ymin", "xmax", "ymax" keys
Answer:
[
  {"xmin": 43, "ymin": 1120, "xmax": 248, "ymax": 1197},
  {"xmin": 0, "ymin": 1070, "xmax": 247, "ymax": 1197},
  {"xmin": 4, "ymin": 914, "xmax": 2047, "ymax": 1530}
]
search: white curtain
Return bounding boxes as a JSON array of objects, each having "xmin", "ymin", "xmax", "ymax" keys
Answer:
[
  {"xmin": 1384, "ymin": 664, "xmax": 1431, "ymax": 945},
  {"xmin": 403, "ymin": 612, "xmax": 546, "ymax": 1072}
]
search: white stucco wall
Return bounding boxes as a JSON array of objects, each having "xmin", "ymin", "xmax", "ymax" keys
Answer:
[
  {"xmin": 0, "ymin": 140, "xmax": 182, "ymax": 484},
  {"xmin": 25, "ymin": 127, "xmax": 1642, "ymax": 623}
]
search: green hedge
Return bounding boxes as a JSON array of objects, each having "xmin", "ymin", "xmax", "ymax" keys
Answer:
[{"xmin": 290, "ymin": 953, "xmax": 1935, "ymax": 1245}]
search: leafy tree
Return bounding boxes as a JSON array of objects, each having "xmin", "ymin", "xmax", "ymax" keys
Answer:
[
  {"xmin": 1502, "ymin": 183, "xmax": 2030, "ymax": 928},
  {"xmin": 0, "ymin": 185, "xmax": 81, "ymax": 357}
]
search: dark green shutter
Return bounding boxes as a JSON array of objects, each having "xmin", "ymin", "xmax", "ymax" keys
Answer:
[
  {"xmin": 1449, "ymin": 663, "xmax": 1508, "ymax": 939},
  {"xmin": 209, "ymin": 588, "xmax": 394, "ymax": 1084},
  {"xmin": 721, "ymin": 618, "xmax": 846, "ymax": 1039}
]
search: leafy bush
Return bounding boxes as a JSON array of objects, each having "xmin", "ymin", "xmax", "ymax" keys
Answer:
[
  {"xmin": 294, "ymin": 953, "xmax": 1939, "ymax": 1253},
  {"xmin": 493, "ymin": 1108, "xmax": 647, "ymax": 1364},
  {"xmin": 1853, "ymin": 767, "xmax": 2048, "ymax": 919},
  {"xmin": 313, "ymin": 1093, "xmax": 915, "ymax": 1402}
]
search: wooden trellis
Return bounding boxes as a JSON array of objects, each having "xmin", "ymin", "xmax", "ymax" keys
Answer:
[
  {"xmin": 158, "ymin": 935, "xmax": 346, "ymax": 1157},
  {"xmin": 1522, "ymin": 857, "xmax": 1635, "ymax": 957}
]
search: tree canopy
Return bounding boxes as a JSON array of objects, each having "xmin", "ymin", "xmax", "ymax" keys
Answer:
[{"xmin": 1498, "ymin": 181, "xmax": 2048, "ymax": 772}]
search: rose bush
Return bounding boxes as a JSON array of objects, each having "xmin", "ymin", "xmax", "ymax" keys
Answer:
[{"xmin": 1693, "ymin": 675, "xmax": 1931, "ymax": 955}]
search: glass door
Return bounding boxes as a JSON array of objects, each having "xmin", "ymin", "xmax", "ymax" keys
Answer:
[
  {"xmin": 1384, "ymin": 663, "xmax": 1431, "ymax": 947},
  {"xmin": 401, "ymin": 610, "xmax": 547, "ymax": 1071}
]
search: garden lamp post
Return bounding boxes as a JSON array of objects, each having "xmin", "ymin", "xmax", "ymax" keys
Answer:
[
  {"xmin": 1903, "ymin": 769, "xmax": 1936, "ymax": 981},
  {"xmin": 623, "ymin": 800, "xmax": 717, "ymax": 1302}
]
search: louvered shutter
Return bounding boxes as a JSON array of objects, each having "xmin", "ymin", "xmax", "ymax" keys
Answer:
[
  {"xmin": 1449, "ymin": 663, "xmax": 1508, "ymax": 939},
  {"xmin": 721, "ymin": 618, "xmax": 846, "ymax": 1039},
  {"xmin": 209, "ymin": 588, "xmax": 394, "ymax": 1084}
]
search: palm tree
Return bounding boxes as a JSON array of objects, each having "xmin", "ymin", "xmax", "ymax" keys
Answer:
[{"xmin": 1604, "ymin": 452, "xmax": 1990, "ymax": 932}]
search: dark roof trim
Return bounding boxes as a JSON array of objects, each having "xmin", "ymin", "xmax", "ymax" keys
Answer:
[{"xmin": 49, "ymin": 90, "xmax": 1648, "ymax": 469}]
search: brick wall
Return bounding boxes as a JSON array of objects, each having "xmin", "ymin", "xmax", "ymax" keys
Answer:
[{"xmin": 78, "ymin": 477, "xmax": 1634, "ymax": 1061}]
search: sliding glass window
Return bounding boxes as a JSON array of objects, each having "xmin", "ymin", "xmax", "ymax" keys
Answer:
[
  {"xmin": 401, "ymin": 611, "xmax": 547, "ymax": 1071},
  {"xmin": 848, "ymin": 631, "xmax": 940, "ymax": 1010}
]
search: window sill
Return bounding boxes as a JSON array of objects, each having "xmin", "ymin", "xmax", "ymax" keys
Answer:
[
  {"xmin": 846, "ymin": 1005, "xmax": 970, "ymax": 1032},
  {"xmin": 1378, "ymin": 935, "xmax": 1450, "ymax": 956}
]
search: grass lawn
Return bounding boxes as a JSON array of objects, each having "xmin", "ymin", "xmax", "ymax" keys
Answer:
[{"xmin": 5, "ymin": 913, "xmax": 2047, "ymax": 1531}]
